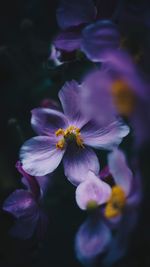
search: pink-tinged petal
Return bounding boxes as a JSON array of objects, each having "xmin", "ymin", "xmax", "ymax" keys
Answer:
[
  {"xmin": 31, "ymin": 108, "xmax": 68, "ymax": 136},
  {"xmin": 20, "ymin": 136, "xmax": 65, "ymax": 176},
  {"xmin": 75, "ymin": 217, "xmax": 111, "ymax": 264},
  {"xmin": 56, "ymin": 0, "xmax": 97, "ymax": 30},
  {"xmin": 108, "ymin": 149, "xmax": 133, "ymax": 196},
  {"xmin": 81, "ymin": 20, "xmax": 120, "ymax": 62},
  {"xmin": 3, "ymin": 190, "xmax": 37, "ymax": 219},
  {"xmin": 82, "ymin": 120, "xmax": 130, "ymax": 149},
  {"xmin": 76, "ymin": 171, "xmax": 111, "ymax": 210},
  {"xmin": 54, "ymin": 30, "xmax": 81, "ymax": 52},
  {"xmin": 63, "ymin": 146, "xmax": 100, "ymax": 186},
  {"xmin": 59, "ymin": 80, "xmax": 88, "ymax": 127}
]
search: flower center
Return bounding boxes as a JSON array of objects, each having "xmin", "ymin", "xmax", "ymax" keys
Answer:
[
  {"xmin": 104, "ymin": 185, "xmax": 126, "ymax": 219},
  {"xmin": 111, "ymin": 79, "xmax": 136, "ymax": 116},
  {"xmin": 55, "ymin": 125, "xmax": 84, "ymax": 150}
]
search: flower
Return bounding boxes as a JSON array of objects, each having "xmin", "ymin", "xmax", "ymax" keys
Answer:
[
  {"xmin": 75, "ymin": 149, "xmax": 140, "ymax": 219},
  {"xmin": 53, "ymin": 0, "xmax": 120, "ymax": 62},
  {"xmin": 75, "ymin": 215, "xmax": 112, "ymax": 265},
  {"xmin": 20, "ymin": 80, "xmax": 129, "ymax": 185},
  {"xmin": 3, "ymin": 162, "xmax": 48, "ymax": 239}
]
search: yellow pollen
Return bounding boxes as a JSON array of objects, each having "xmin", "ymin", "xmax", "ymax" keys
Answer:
[
  {"xmin": 104, "ymin": 185, "xmax": 126, "ymax": 219},
  {"xmin": 55, "ymin": 128, "xmax": 64, "ymax": 136},
  {"xmin": 56, "ymin": 138, "xmax": 65, "ymax": 150},
  {"xmin": 111, "ymin": 79, "xmax": 136, "ymax": 116},
  {"xmin": 55, "ymin": 125, "xmax": 84, "ymax": 149}
]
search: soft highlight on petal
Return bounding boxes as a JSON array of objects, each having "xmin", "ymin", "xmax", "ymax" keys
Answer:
[
  {"xmin": 31, "ymin": 108, "xmax": 68, "ymax": 136},
  {"xmin": 63, "ymin": 146, "xmax": 100, "ymax": 186},
  {"xmin": 76, "ymin": 171, "xmax": 111, "ymax": 210},
  {"xmin": 82, "ymin": 120, "xmax": 130, "ymax": 149},
  {"xmin": 20, "ymin": 136, "xmax": 65, "ymax": 176},
  {"xmin": 108, "ymin": 149, "xmax": 133, "ymax": 196},
  {"xmin": 81, "ymin": 20, "xmax": 120, "ymax": 62}
]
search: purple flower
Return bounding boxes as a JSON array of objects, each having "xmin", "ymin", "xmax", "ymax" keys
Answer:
[
  {"xmin": 3, "ymin": 162, "xmax": 48, "ymax": 239},
  {"xmin": 75, "ymin": 215, "xmax": 112, "ymax": 265},
  {"xmin": 20, "ymin": 81, "xmax": 129, "ymax": 185},
  {"xmin": 75, "ymin": 149, "xmax": 140, "ymax": 220},
  {"xmin": 53, "ymin": 0, "xmax": 120, "ymax": 62}
]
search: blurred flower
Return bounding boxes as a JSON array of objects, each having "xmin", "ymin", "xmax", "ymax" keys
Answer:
[
  {"xmin": 53, "ymin": 0, "xmax": 120, "ymax": 62},
  {"xmin": 3, "ymin": 161, "xmax": 48, "ymax": 240},
  {"xmin": 75, "ymin": 215, "xmax": 112, "ymax": 266},
  {"xmin": 76, "ymin": 149, "xmax": 140, "ymax": 220},
  {"xmin": 20, "ymin": 80, "xmax": 129, "ymax": 185}
]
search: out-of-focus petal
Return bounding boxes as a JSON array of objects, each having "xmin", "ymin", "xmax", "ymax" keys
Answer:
[
  {"xmin": 54, "ymin": 30, "xmax": 81, "ymax": 52},
  {"xmin": 3, "ymin": 190, "xmax": 38, "ymax": 219},
  {"xmin": 75, "ymin": 217, "xmax": 111, "ymax": 264},
  {"xmin": 10, "ymin": 212, "xmax": 39, "ymax": 240},
  {"xmin": 81, "ymin": 20, "xmax": 120, "ymax": 62},
  {"xmin": 31, "ymin": 108, "xmax": 68, "ymax": 136},
  {"xmin": 56, "ymin": 0, "xmax": 97, "ymax": 30},
  {"xmin": 20, "ymin": 136, "xmax": 65, "ymax": 176},
  {"xmin": 75, "ymin": 171, "xmax": 111, "ymax": 210},
  {"xmin": 108, "ymin": 149, "xmax": 133, "ymax": 196},
  {"xmin": 82, "ymin": 120, "xmax": 129, "ymax": 149},
  {"xmin": 59, "ymin": 80, "xmax": 88, "ymax": 128},
  {"xmin": 81, "ymin": 70, "xmax": 117, "ymax": 126},
  {"xmin": 63, "ymin": 145, "xmax": 100, "ymax": 186}
]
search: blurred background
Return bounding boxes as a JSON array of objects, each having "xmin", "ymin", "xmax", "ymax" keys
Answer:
[{"xmin": 0, "ymin": 0, "xmax": 150, "ymax": 266}]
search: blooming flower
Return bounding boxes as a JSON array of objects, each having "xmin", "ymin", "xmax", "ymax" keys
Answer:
[
  {"xmin": 53, "ymin": 0, "xmax": 120, "ymax": 62},
  {"xmin": 3, "ymin": 162, "xmax": 48, "ymax": 239},
  {"xmin": 20, "ymin": 81, "xmax": 129, "ymax": 185},
  {"xmin": 75, "ymin": 149, "xmax": 140, "ymax": 219}
]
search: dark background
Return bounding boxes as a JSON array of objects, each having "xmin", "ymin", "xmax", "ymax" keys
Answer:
[{"xmin": 0, "ymin": 0, "xmax": 150, "ymax": 266}]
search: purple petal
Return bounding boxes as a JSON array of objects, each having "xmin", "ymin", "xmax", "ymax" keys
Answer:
[
  {"xmin": 54, "ymin": 30, "xmax": 81, "ymax": 52},
  {"xmin": 10, "ymin": 212, "xmax": 39, "ymax": 240},
  {"xmin": 108, "ymin": 149, "xmax": 133, "ymax": 196},
  {"xmin": 56, "ymin": 0, "xmax": 97, "ymax": 30},
  {"xmin": 3, "ymin": 189, "xmax": 38, "ymax": 219},
  {"xmin": 76, "ymin": 171, "xmax": 111, "ymax": 210},
  {"xmin": 31, "ymin": 108, "xmax": 68, "ymax": 136},
  {"xmin": 59, "ymin": 80, "xmax": 88, "ymax": 128},
  {"xmin": 75, "ymin": 217, "xmax": 111, "ymax": 264},
  {"xmin": 81, "ymin": 20, "xmax": 120, "ymax": 62},
  {"xmin": 80, "ymin": 70, "xmax": 117, "ymax": 125},
  {"xmin": 20, "ymin": 136, "xmax": 65, "ymax": 176},
  {"xmin": 82, "ymin": 120, "xmax": 130, "ymax": 149},
  {"xmin": 63, "ymin": 146, "xmax": 100, "ymax": 186}
]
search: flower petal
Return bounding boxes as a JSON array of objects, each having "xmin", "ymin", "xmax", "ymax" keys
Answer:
[
  {"xmin": 63, "ymin": 146, "xmax": 100, "ymax": 186},
  {"xmin": 56, "ymin": 0, "xmax": 96, "ymax": 30},
  {"xmin": 59, "ymin": 80, "xmax": 88, "ymax": 127},
  {"xmin": 82, "ymin": 120, "xmax": 130, "ymax": 149},
  {"xmin": 108, "ymin": 149, "xmax": 133, "ymax": 196},
  {"xmin": 10, "ymin": 212, "xmax": 39, "ymax": 240},
  {"xmin": 81, "ymin": 20, "xmax": 120, "ymax": 62},
  {"xmin": 76, "ymin": 171, "xmax": 111, "ymax": 210},
  {"xmin": 80, "ymin": 70, "xmax": 117, "ymax": 125},
  {"xmin": 20, "ymin": 136, "xmax": 65, "ymax": 176},
  {"xmin": 31, "ymin": 108, "xmax": 68, "ymax": 136},
  {"xmin": 54, "ymin": 30, "xmax": 81, "ymax": 52},
  {"xmin": 3, "ymin": 190, "xmax": 37, "ymax": 219},
  {"xmin": 75, "ymin": 217, "xmax": 111, "ymax": 264}
]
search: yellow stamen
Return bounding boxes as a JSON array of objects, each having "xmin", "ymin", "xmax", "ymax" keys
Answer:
[
  {"xmin": 55, "ymin": 128, "xmax": 64, "ymax": 136},
  {"xmin": 56, "ymin": 138, "xmax": 65, "ymax": 150},
  {"xmin": 111, "ymin": 79, "xmax": 136, "ymax": 116},
  {"xmin": 104, "ymin": 186, "xmax": 126, "ymax": 219},
  {"xmin": 55, "ymin": 125, "xmax": 84, "ymax": 149}
]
